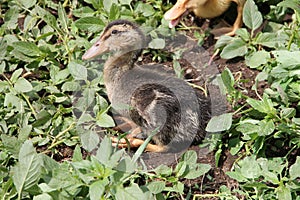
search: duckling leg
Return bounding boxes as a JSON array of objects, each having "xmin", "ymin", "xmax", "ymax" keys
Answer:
[
  {"xmin": 225, "ymin": 0, "xmax": 245, "ymax": 36},
  {"xmin": 113, "ymin": 116, "xmax": 142, "ymax": 138},
  {"xmin": 111, "ymin": 137, "xmax": 167, "ymax": 152}
]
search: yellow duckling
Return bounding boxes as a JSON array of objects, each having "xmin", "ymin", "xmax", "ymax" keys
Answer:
[{"xmin": 164, "ymin": 0, "xmax": 245, "ymax": 36}]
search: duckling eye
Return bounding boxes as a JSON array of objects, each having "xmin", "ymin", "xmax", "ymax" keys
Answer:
[{"xmin": 111, "ymin": 30, "xmax": 118, "ymax": 35}]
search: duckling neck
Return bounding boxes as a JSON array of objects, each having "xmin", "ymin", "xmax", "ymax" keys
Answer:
[{"xmin": 103, "ymin": 51, "xmax": 138, "ymax": 98}]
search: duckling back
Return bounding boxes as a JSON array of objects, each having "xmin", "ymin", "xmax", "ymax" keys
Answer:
[{"xmin": 109, "ymin": 64, "xmax": 210, "ymax": 152}]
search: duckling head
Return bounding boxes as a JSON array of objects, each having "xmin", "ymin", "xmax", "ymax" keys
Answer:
[
  {"xmin": 82, "ymin": 20, "xmax": 145, "ymax": 60},
  {"xmin": 164, "ymin": 0, "xmax": 208, "ymax": 28}
]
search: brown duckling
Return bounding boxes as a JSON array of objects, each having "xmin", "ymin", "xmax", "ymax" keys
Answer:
[
  {"xmin": 82, "ymin": 20, "xmax": 210, "ymax": 152},
  {"xmin": 164, "ymin": 0, "xmax": 245, "ymax": 36}
]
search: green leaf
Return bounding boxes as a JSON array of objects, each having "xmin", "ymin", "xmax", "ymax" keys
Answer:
[
  {"xmin": 95, "ymin": 137, "xmax": 112, "ymax": 165},
  {"xmin": 4, "ymin": 6, "xmax": 19, "ymax": 29},
  {"xmin": 80, "ymin": 130, "xmax": 100, "ymax": 152},
  {"xmin": 58, "ymin": 3, "xmax": 68, "ymax": 32},
  {"xmin": 206, "ymin": 113, "xmax": 232, "ymax": 132},
  {"xmin": 89, "ymin": 179, "xmax": 107, "ymax": 200},
  {"xmin": 147, "ymin": 181, "xmax": 165, "ymax": 194},
  {"xmin": 258, "ymin": 120, "xmax": 275, "ymax": 136},
  {"xmin": 220, "ymin": 38, "xmax": 247, "ymax": 59},
  {"xmin": 245, "ymin": 51, "xmax": 270, "ymax": 68},
  {"xmin": 181, "ymin": 150, "xmax": 197, "ymax": 165},
  {"xmin": 13, "ymin": 41, "xmax": 41, "ymax": 57},
  {"xmin": 272, "ymin": 50, "xmax": 300, "ymax": 67},
  {"xmin": 239, "ymin": 156, "xmax": 260, "ymax": 179},
  {"xmin": 120, "ymin": 0, "xmax": 132, "ymax": 5},
  {"xmin": 19, "ymin": 0, "xmax": 37, "ymax": 9},
  {"xmin": 12, "ymin": 141, "xmax": 42, "ymax": 197},
  {"xmin": 278, "ymin": 0, "xmax": 300, "ymax": 14},
  {"xmin": 154, "ymin": 165, "xmax": 172, "ymax": 176},
  {"xmin": 135, "ymin": 2, "xmax": 155, "ymax": 17},
  {"xmin": 14, "ymin": 77, "xmax": 33, "ymax": 93},
  {"xmin": 96, "ymin": 113, "xmax": 115, "ymax": 127},
  {"xmin": 289, "ymin": 156, "xmax": 300, "ymax": 179},
  {"xmin": 109, "ymin": 3, "xmax": 120, "ymax": 20},
  {"xmin": 276, "ymin": 185, "xmax": 292, "ymax": 200},
  {"xmin": 183, "ymin": 163, "xmax": 211, "ymax": 179},
  {"xmin": 10, "ymin": 68, "xmax": 23, "ymax": 83},
  {"xmin": 148, "ymin": 38, "xmax": 166, "ymax": 49},
  {"xmin": 243, "ymin": 0, "xmax": 263, "ymax": 31},
  {"xmin": 75, "ymin": 17, "xmax": 104, "ymax": 32},
  {"xmin": 68, "ymin": 61, "xmax": 87, "ymax": 80},
  {"xmin": 33, "ymin": 193, "xmax": 52, "ymax": 200},
  {"xmin": 175, "ymin": 162, "xmax": 187, "ymax": 177},
  {"xmin": 115, "ymin": 183, "xmax": 147, "ymax": 200},
  {"xmin": 221, "ymin": 68, "xmax": 235, "ymax": 93}
]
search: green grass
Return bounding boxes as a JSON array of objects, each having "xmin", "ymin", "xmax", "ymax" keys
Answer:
[{"xmin": 0, "ymin": 0, "xmax": 300, "ymax": 199}]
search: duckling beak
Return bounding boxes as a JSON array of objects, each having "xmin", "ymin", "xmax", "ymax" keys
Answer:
[
  {"xmin": 164, "ymin": 0, "xmax": 189, "ymax": 28},
  {"xmin": 82, "ymin": 39, "xmax": 108, "ymax": 60}
]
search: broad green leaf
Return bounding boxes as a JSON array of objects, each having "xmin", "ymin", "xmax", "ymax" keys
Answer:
[
  {"xmin": 109, "ymin": 3, "xmax": 120, "ymax": 20},
  {"xmin": 245, "ymin": 51, "xmax": 270, "ymax": 68},
  {"xmin": 256, "ymin": 32, "xmax": 280, "ymax": 48},
  {"xmin": 33, "ymin": 193, "xmax": 52, "ymax": 200},
  {"xmin": 14, "ymin": 77, "xmax": 33, "ymax": 93},
  {"xmin": 243, "ymin": 0, "xmax": 263, "ymax": 31},
  {"xmin": 206, "ymin": 113, "xmax": 232, "ymax": 132},
  {"xmin": 239, "ymin": 156, "xmax": 260, "ymax": 179},
  {"xmin": 13, "ymin": 41, "xmax": 41, "ymax": 57},
  {"xmin": 258, "ymin": 120, "xmax": 275, "ymax": 136},
  {"xmin": 80, "ymin": 130, "xmax": 100, "ymax": 152},
  {"xmin": 89, "ymin": 179, "xmax": 107, "ymax": 200},
  {"xmin": 96, "ymin": 113, "xmax": 115, "ymax": 127},
  {"xmin": 154, "ymin": 165, "xmax": 172, "ymax": 176},
  {"xmin": 148, "ymin": 38, "xmax": 165, "ymax": 49},
  {"xmin": 61, "ymin": 81, "xmax": 81, "ymax": 92},
  {"xmin": 221, "ymin": 68, "xmax": 235, "ymax": 93},
  {"xmin": 235, "ymin": 28, "xmax": 250, "ymax": 41},
  {"xmin": 4, "ymin": 93, "xmax": 24, "ymax": 110},
  {"xmin": 175, "ymin": 162, "xmax": 187, "ymax": 177},
  {"xmin": 10, "ymin": 68, "xmax": 23, "ymax": 83},
  {"xmin": 120, "ymin": 0, "xmax": 132, "ymax": 5},
  {"xmin": 116, "ymin": 156, "xmax": 137, "ymax": 173},
  {"xmin": 95, "ymin": 136, "xmax": 112, "ymax": 165},
  {"xmin": 183, "ymin": 163, "xmax": 211, "ymax": 179},
  {"xmin": 32, "ymin": 110, "xmax": 52, "ymax": 127},
  {"xmin": 58, "ymin": 3, "xmax": 68, "ymax": 32},
  {"xmin": 135, "ymin": 2, "xmax": 155, "ymax": 17},
  {"xmin": 68, "ymin": 61, "xmax": 87, "ymax": 80},
  {"xmin": 4, "ymin": 6, "xmax": 19, "ymax": 29},
  {"xmin": 147, "ymin": 181, "xmax": 165, "ymax": 194},
  {"xmin": 115, "ymin": 183, "xmax": 147, "ymax": 200},
  {"xmin": 289, "ymin": 156, "xmax": 300, "ymax": 179},
  {"xmin": 276, "ymin": 185, "xmax": 292, "ymax": 200},
  {"xmin": 12, "ymin": 141, "xmax": 42, "ymax": 197},
  {"xmin": 181, "ymin": 150, "xmax": 197, "ymax": 165},
  {"xmin": 214, "ymin": 35, "xmax": 233, "ymax": 49},
  {"xmin": 272, "ymin": 50, "xmax": 300, "ymax": 67},
  {"xmin": 279, "ymin": 0, "xmax": 300, "ymax": 14},
  {"xmin": 72, "ymin": 7, "xmax": 94, "ymax": 18},
  {"xmin": 75, "ymin": 17, "xmax": 104, "ymax": 32},
  {"xmin": 19, "ymin": 0, "xmax": 37, "ymax": 8},
  {"xmin": 236, "ymin": 122, "xmax": 259, "ymax": 135},
  {"xmin": 35, "ymin": 6, "xmax": 57, "ymax": 31},
  {"xmin": 24, "ymin": 15, "xmax": 38, "ymax": 31},
  {"xmin": 1, "ymin": 135, "xmax": 22, "ymax": 158},
  {"xmin": 226, "ymin": 171, "xmax": 247, "ymax": 182},
  {"xmin": 220, "ymin": 38, "xmax": 247, "ymax": 59}
]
